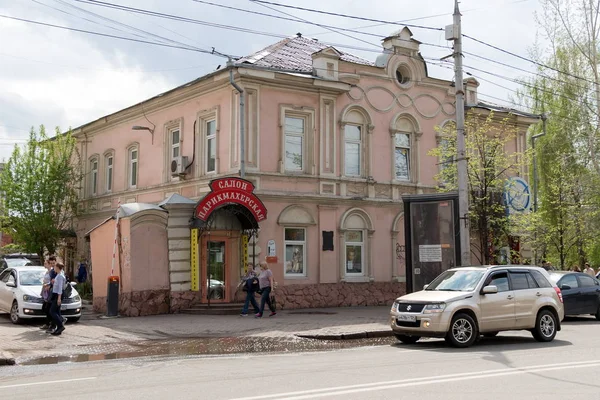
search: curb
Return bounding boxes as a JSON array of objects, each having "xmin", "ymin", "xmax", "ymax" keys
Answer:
[
  {"xmin": 0, "ymin": 352, "xmax": 16, "ymax": 366},
  {"xmin": 295, "ymin": 329, "xmax": 394, "ymax": 340}
]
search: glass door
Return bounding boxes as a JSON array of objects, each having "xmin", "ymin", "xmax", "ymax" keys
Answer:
[{"xmin": 206, "ymin": 241, "xmax": 226, "ymax": 302}]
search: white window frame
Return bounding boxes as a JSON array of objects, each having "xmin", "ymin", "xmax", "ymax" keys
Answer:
[
  {"xmin": 128, "ymin": 146, "xmax": 138, "ymax": 189},
  {"xmin": 171, "ymin": 128, "xmax": 180, "ymax": 160},
  {"xmin": 284, "ymin": 227, "xmax": 307, "ymax": 278},
  {"xmin": 164, "ymin": 119, "xmax": 183, "ymax": 182},
  {"xmin": 344, "ymin": 124, "xmax": 362, "ymax": 177},
  {"xmin": 90, "ymin": 158, "xmax": 98, "ymax": 197},
  {"xmin": 104, "ymin": 153, "xmax": 113, "ymax": 193},
  {"xmin": 344, "ymin": 230, "xmax": 365, "ymax": 276},
  {"xmin": 284, "ymin": 115, "xmax": 306, "ymax": 173},
  {"xmin": 205, "ymin": 119, "xmax": 217, "ymax": 174},
  {"xmin": 394, "ymin": 132, "xmax": 411, "ymax": 181}
]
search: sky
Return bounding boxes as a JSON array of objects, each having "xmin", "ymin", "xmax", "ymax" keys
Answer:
[{"xmin": 0, "ymin": 0, "xmax": 544, "ymax": 161}]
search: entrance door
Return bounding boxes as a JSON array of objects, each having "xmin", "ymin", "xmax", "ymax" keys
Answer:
[{"xmin": 203, "ymin": 240, "xmax": 227, "ymax": 303}]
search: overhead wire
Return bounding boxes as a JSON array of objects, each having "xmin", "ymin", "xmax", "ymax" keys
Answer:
[{"xmin": 247, "ymin": 0, "xmax": 444, "ymax": 32}]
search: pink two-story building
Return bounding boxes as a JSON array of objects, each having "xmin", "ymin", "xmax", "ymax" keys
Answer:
[{"xmin": 76, "ymin": 28, "xmax": 537, "ymax": 315}]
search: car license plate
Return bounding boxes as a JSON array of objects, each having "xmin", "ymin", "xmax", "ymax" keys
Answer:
[
  {"xmin": 397, "ymin": 314, "xmax": 416, "ymax": 322},
  {"xmin": 61, "ymin": 305, "xmax": 67, "ymax": 311}
]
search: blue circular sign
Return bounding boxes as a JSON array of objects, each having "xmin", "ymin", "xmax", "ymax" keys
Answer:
[{"xmin": 504, "ymin": 177, "xmax": 531, "ymax": 213}]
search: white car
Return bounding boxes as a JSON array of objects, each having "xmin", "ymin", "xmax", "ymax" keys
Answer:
[{"xmin": 0, "ymin": 266, "xmax": 82, "ymax": 324}]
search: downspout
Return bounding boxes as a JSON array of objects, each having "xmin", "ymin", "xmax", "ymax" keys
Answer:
[
  {"xmin": 185, "ymin": 120, "xmax": 197, "ymax": 171},
  {"xmin": 228, "ymin": 60, "xmax": 246, "ymax": 179}
]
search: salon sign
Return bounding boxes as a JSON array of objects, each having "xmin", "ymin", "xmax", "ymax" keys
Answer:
[{"xmin": 195, "ymin": 178, "xmax": 267, "ymax": 222}]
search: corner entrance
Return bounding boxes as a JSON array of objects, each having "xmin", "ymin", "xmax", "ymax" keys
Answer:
[{"xmin": 192, "ymin": 178, "xmax": 268, "ymax": 305}]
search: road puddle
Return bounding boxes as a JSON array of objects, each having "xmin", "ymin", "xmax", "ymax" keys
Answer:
[{"xmin": 20, "ymin": 336, "xmax": 396, "ymax": 365}]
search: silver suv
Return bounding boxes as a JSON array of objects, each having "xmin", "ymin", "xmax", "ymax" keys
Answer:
[{"xmin": 390, "ymin": 266, "xmax": 565, "ymax": 348}]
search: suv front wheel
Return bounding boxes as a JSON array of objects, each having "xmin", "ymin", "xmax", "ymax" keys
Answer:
[
  {"xmin": 446, "ymin": 313, "xmax": 478, "ymax": 348},
  {"xmin": 532, "ymin": 309, "xmax": 557, "ymax": 342}
]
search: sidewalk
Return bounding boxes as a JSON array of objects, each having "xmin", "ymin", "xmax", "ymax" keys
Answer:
[{"xmin": 0, "ymin": 306, "xmax": 392, "ymax": 365}]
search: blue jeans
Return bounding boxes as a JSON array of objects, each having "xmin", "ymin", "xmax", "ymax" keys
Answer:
[
  {"xmin": 242, "ymin": 290, "xmax": 259, "ymax": 314},
  {"xmin": 258, "ymin": 286, "xmax": 275, "ymax": 315}
]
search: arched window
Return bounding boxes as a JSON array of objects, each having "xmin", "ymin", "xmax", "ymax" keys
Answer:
[
  {"xmin": 340, "ymin": 106, "xmax": 373, "ymax": 178},
  {"xmin": 278, "ymin": 205, "xmax": 316, "ymax": 278},
  {"xmin": 390, "ymin": 113, "xmax": 421, "ymax": 183},
  {"xmin": 104, "ymin": 150, "xmax": 114, "ymax": 193},
  {"xmin": 339, "ymin": 208, "xmax": 374, "ymax": 282},
  {"xmin": 127, "ymin": 144, "xmax": 139, "ymax": 189},
  {"xmin": 88, "ymin": 156, "xmax": 99, "ymax": 197}
]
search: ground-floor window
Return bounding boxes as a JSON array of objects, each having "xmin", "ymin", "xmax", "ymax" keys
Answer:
[
  {"xmin": 284, "ymin": 227, "xmax": 306, "ymax": 277},
  {"xmin": 345, "ymin": 230, "xmax": 364, "ymax": 275}
]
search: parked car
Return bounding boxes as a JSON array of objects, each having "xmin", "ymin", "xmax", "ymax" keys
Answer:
[
  {"xmin": 3, "ymin": 253, "xmax": 42, "ymax": 266},
  {"xmin": 547, "ymin": 271, "xmax": 600, "ymax": 319},
  {"xmin": 390, "ymin": 265, "xmax": 564, "ymax": 348},
  {"xmin": 4, "ymin": 258, "xmax": 34, "ymax": 268},
  {"xmin": 0, "ymin": 266, "xmax": 82, "ymax": 324}
]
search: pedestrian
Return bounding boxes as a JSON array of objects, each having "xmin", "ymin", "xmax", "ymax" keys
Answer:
[
  {"xmin": 39, "ymin": 258, "xmax": 54, "ymax": 330},
  {"xmin": 240, "ymin": 264, "xmax": 260, "ymax": 317},
  {"xmin": 584, "ymin": 263, "xmax": 595, "ymax": 277},
  {"xmin": 255, "ymin": 261, "xmax": 276, "ymax": 318},
  {"xmin": 77, "ymin": 258, "xmax": 88, "ymax": 283},
  {"xmin": 48, "ymin": 262, "xmax": 66, "ymax": 336}
]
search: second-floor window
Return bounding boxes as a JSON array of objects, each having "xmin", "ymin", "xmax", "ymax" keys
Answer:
[
  {"xmin": 105, "ymin": 154, "xmax": 113, "ymax": 193},
  {"xmin": 285, "ymin": 116, "xmax": 304, "ymax": 172},
  {"xmin": 171, "ymin": 128, "xmax": 180, "ymax": 161},
  {"xmin": 395, "ymin": 133, "xmax": 411, "ymax": 181},
  {"xmin": 206, "ymin": 120, "xmax": 216, "ymax": 173},
  {"xmin": 344, "ymin": 125, "xmax": 362, "ymax": 176},
  {"xmin": 128, "ymin": 147, "xmax": 138, "ymax": 188},
  {"xmin": 90, "ymin": 158, "xmax": 98, "ymax": 196}
]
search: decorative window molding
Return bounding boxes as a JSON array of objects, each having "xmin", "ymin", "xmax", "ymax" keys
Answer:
[
  {"xmin": 277, "ymin": 204, "xmax": 316, "ymax": 227},
  {"xmin": 127, "ymin": 143, "xmax": 139, "ymax": 189},
  {"xmin": 88, "ymin": 155, "xmax": 99, "ymax": 197},
  {"xmin": 339, "ymin": 208, "xmax": 374, "ymax": 282},
  {"xmin": 163, "ymin": 118, "xmax": 183, "ymax": 182},
  {"xmin": 340, "ymin": 105, "xmax": 374, "ymax": 179},
  {"xmin": 279, "ymin": 105, "xmax": 315, "ymax": 175},
  {"xmin": 390, "ymin": 113, "xmax": 421, "ymax": 184},
  {"xmin": 197, "ymin": 107, "xmax": 219, "ymax": 176},
  {"xmin": 103, "ymin": 149, "xmax": 114, "ymax": 193},
  {"xmin": 284, "ymin": 227, "xmax": 307, "ymax": 278}
]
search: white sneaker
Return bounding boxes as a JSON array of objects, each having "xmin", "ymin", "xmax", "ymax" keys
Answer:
[{"xmin": 240, "ymin": 313, "xmax": 248, "ymax": 317}]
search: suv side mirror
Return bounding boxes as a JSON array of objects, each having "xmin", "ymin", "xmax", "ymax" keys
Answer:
[
  {"xmin": 482, "ymin": 285, "xmax": 498, "ymax": 294},
  {"xmin": 423, "ymin": 284, "xmax": 429, "ymax": 290},
  {"xmin": 6, "ymin": 281, "xmax": 16, "ymax": 288},
  {"xmin": 560, "ymin": 284, "xmax": 571, "ymax": 290}
]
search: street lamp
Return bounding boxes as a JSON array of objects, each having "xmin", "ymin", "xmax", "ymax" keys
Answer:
[{"xmin": 131, "ymin": 125, "xmax": 155, "ymax": 144}]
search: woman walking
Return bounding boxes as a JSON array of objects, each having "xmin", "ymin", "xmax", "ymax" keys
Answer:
[
  {"xmin": 255, "ymin": 261, "xmax": 276, "ymax": 318},
  {"xmin": 240, "ymin": 264, "xmax": 260, "ymax": 317}
]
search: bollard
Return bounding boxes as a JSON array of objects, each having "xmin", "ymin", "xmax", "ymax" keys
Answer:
[{"xmin": 106, "ymin": 275, "xmax": 119, "ymax": 317}]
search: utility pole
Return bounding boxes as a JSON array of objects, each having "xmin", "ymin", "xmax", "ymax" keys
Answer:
[
  {"xmin": 446, "ymin": 0, "xmax": 471, "ymax": 266},
  {"xmin": 531, "ymin": 112, "xmax": 548, "ymax": 264}
]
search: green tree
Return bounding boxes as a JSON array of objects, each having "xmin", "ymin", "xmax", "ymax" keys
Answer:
[
  {"xmin": 429, "ymin": 111, "xmax": 526, "ymax": 265},
  {"xmin": 0, "ymin": 125, "xmax": 81, "ymax": 260}
]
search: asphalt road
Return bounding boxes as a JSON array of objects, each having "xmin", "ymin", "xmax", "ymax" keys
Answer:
[{"xmin": 1, "ymin": 317, "xmax": 600, "ymax": 400}]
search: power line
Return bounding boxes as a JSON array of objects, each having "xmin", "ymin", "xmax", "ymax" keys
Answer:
[
  {"xmin": 192, "ymin": 0, "xmax": 450, "ymax": 49},
  {"xmin": 0, "ymin": 14, "xmax": 228, "ymax": 56},
  {"xmin": 248, "ymin": 0, "xmax": 444, "ymax": 32},
  {"xmin": 462, "ymin": 34, "xmax": 597, "ymax": 87}
]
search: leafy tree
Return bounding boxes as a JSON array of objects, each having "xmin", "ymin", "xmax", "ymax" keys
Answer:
[
  {"xmin": 0, "ymin": 125, "xmax": 81, "ymax": 260},
  {"xmin": 429, "ymin": 111, "xmax": 526, "ymax": 265}
]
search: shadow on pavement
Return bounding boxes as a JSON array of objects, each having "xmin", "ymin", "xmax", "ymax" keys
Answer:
[{"xmin": 391, "ymin": 335, "xmax": 572, "ymax": 353}]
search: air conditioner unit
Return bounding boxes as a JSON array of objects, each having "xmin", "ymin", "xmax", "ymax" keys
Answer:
[{"xmin": 171, "ymin": 156, "xmax": 189, "ymax": 176}]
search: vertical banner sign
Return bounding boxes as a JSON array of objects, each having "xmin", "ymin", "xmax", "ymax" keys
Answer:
[
  {"xmin": 190, "ymin": 229, "xmax": 199, "ymax": 291},
  {"xmin": 241, "ymin": 235, "xmax": 249, "ymax": 272}
]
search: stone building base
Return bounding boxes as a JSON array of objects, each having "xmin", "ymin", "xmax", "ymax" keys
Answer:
[
  {"xmin": 170, "ymin": 291, "xmax": 203, "ymax": 312},
  {"xmin": 93, "ymin": 289, "xmax": 170, "ymax": 317},
  {"xmin": 276, "ymin": 282, "xmax": 406, "ymax": 309}
]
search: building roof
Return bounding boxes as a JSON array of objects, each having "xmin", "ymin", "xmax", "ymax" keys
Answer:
[
  {"xmin": 159, "ymin": 193, "xmax": 196, "ymax": 207},
  {"xmin": 472, "ymin": 101, "xmax": 541, "ymax": 120},
  {"xmin": 237, "ymin": 35, "xmax": 374, "ymax": 73}
]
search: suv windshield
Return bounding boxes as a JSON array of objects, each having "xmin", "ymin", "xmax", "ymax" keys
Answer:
[{"xmin": 425, "ymin": 269, "xmax": 485, "ymax": 292}]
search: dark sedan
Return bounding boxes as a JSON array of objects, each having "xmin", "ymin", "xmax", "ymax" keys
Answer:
[{"xmin": 548, "ymin": 272, "xmax": 600, "ymax": 319}]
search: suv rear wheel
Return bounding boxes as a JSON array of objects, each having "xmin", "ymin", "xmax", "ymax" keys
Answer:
[
  {"xmin": 446, "ymin": 313, "xmax": 478, "ymax": 348},
  {"xmin": 532, "ymin": 309, "xmax": 557, "ymax": 342},
  {"xmin": 394, "ymin": 334, "xmax": 420, "ymax": 344}
]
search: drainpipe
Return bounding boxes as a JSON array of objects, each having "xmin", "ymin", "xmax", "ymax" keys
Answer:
[{"xmin": 228, "ymin": 60, "xmax": 246, "ymax": 179}]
